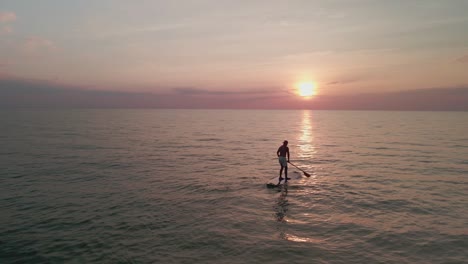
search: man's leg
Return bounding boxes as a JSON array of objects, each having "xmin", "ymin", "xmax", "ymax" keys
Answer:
[{"xmin": 279, "ymin": 166, "xmax": 284, "ymax": 183}]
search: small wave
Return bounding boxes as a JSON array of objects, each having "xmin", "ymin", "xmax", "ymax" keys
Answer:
[{"xmin": 197, "ymin": 138, "xmax": 223, "ymax": 142}]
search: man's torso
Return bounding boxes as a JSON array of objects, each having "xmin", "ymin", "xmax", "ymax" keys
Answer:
[{"xmin": 278, "ymin": 146, "xmax": 289, "ymax": 157}]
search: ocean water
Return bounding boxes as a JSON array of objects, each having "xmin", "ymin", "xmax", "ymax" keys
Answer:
[{"xmin": 1, "ymin": 109, "xmax": 467, "ymax": 264}]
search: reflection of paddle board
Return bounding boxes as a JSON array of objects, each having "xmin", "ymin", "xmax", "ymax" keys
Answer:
[{"xmin": 266, "ymin": 171, "xmax": 301, "ymax": 188}]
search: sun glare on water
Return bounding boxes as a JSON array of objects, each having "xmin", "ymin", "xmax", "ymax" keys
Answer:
[{"xmin": 297, "ymin": 82, "xmax": 317, "ymax": 98}]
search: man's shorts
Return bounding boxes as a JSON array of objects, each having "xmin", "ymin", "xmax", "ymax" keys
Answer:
[{"xmin": 278, "ymin": 156, "xmax": 288, "ymax": 167}]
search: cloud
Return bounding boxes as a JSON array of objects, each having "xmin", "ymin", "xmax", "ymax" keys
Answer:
[
  {"xmin": 0, "ymin": 12, "xmax": 16, "ymax": 23},
  {"xmin": 172, "ymin": 87, "xmax": 231, "ymax": 95},
  {"xmin": 0, "ymin": 25, "xmax": 12, "ymax": 34},
  {"xmin": 0, "ymin": 78, "xmax": 285, "ymax": 109},
  {"xmin": 310, "ymin": 87, "xmax": 468, "ymax": 111},
  {"xmin": 327, "ymin": 78, "xmax": 360, "ymax": 86},
  {"xmin": 0, "ymin": 11, "xmax": 16, "ymax": 34},
  {"xmin": 1, "ymin": 78, "xmax": 467, "ymax": 111},
  {"xmin": 456, "ymin": 54, "xmax": 468, "ymax": 64},
  {"xmin": 326, "ymin": 72, "xmax": 373, "ymax": 86},
  {"xmin": 22, "ymin": 36, "xmax": 57, "ymax": 53},
  {"xmin": 171, "ymin": 87, "xmax": 279, "ymax": 96}
]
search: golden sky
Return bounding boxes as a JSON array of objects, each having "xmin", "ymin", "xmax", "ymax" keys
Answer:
[{"xmin": 1, "ymin": 0, "xmax": 467, "ymax": 106}]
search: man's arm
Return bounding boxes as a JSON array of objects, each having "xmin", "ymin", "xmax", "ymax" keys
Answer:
[
  {"xmin": 277, "ymin": 147, "xmax": 280, "ymax": 157},
  {"xmin": 287, "ymin": 148, "xmax": 290, "ymax": 161}
]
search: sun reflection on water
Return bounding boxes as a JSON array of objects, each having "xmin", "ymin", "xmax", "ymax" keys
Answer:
[
  {"xmin": 297, "ymin": 110, "xmax": 315, "ymax": 159},
  {"xmin": 283, "ymin": 233, "xmax": 322, "ymax": 244}
]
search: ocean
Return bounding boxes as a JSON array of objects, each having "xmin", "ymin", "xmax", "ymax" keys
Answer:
[{"xmin": 1, "ymin": 109, "xmax": 467, "ymax": 264}]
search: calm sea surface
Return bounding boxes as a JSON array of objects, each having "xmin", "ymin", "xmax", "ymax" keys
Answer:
[{"xmin": 1, "ymin": 109, "xmax": 467, "ymax": 264}]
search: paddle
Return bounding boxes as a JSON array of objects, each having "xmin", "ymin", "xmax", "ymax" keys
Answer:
[{"xmin": 288, "ymin": 161, "xmax": 311, "ymax": 177}]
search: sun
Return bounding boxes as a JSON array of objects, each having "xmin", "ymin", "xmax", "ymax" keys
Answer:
[{"xmin": 297, "ymin": 82, "xmax": 317, "ymax": 97}]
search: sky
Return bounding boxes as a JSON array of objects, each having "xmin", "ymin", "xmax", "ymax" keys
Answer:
[{"xmin": 1, "ymin": 0, "xmax": 468, "ymax": 109}]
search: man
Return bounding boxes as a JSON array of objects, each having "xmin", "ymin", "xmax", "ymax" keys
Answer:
[{"xmin": 277, "ymin": 140, "xmax": 290, "ymax": 183}]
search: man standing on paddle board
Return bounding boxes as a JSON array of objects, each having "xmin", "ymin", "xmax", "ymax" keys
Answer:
[{"xmin": 277, "ymin": 140, "xmax": 290, "ymax": 183}]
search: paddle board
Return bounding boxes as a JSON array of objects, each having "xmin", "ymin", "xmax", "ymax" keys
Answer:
[
  {"xmin": 266, "ymin": 171, "xmax": 301, "ymax": 188},
  {"xmin": 266, "ymin": 176, "xmax": 286, "ymax": 188}
]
